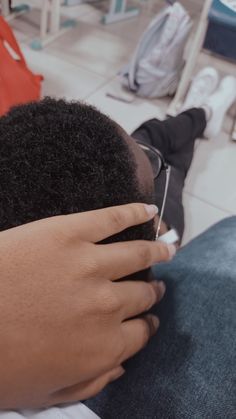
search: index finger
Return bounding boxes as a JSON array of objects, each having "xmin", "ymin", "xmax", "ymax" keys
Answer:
[{"xmin": 56, "ymin": 203, "xmax": 158, "ymax": 243}]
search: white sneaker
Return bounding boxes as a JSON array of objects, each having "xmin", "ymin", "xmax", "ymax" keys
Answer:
[
  {"xmin": 181, "ymin": 67, "xmax": 219, "ymax": 111},
  {"xmin": 204, "ymin": 76, "xmax": 236, "ymax": 139}
]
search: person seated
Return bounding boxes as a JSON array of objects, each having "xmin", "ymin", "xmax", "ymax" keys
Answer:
[
  {"xmin": 0, "ymin": 69, "xmax": 235, "ymax": 419},
  {"xmin": 0, "ymin": 71, "xmax": 235, "ymax": 245}
]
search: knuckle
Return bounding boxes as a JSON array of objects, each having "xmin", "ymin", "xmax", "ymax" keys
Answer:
[
  {"xmin": 48, "ymin": 219, "xmax": 74, "ymax": 248},
  {"xmin": 108, "ymin": 209, "xmax": 124, "ymax": 231},
  {"xmin": 82, "ymin": 254, "xmax": 100, "ymax": 276},
  {"xmin": 71, "ymin": 245, "xmax": 100, "ymax": 279},
  {"xmin": 105, "ymin": 333, "xmax": 126, "ymax": 366},
  {"xmin": 158, "ymin": 243, "xmax": 170, "ymax": 260},
  {"xmin": 146, "ymin": 284, "xmax": 157, "ymax": 309},
  {"xmin": 108, "ymin": 204, "xmax": 145, "ymax": 233},
  {"xmin": 137, "ymin": 243, "xmax": 152, "ymax": 268},
  {"xmin": 137, "ymin": 283, "xmax": 156, "ymax": 313},
  {"xmin": 113, "ymin": 341, "xmax": 126, "ymax": 364},
  {"xmin": 49, "ymin": 226, "xmax": 68, "ymax": 247},
  {"xmin": 129, "ymin": 204, "xmax": 142, "ymax": 222},
  {"xmin": 98, "ymin": 285, "xmax": 122, "ymax": 315},
  {"xmin": 140, "ymin": 320, "xmax": 151, "ymax": 345}
]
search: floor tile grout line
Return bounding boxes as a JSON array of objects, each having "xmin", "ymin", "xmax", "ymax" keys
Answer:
[
  {"xmin": 40, "ymin": 44, "xmax": 125, "ymax": 80},
  {"xmin": 183, "ymin": 191, "xmax": 235, "ymax": 215},
  {"xmin": 20, "ymin": 41, "xmax": 113, "ymax": 83},
  {"xmin": 84, "ymin": 75, "xmax": 119, "ymax": 101}
]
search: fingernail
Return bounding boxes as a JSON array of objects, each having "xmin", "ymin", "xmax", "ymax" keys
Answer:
[
  {"xmin": 152, "ymin": 280, "xmax": 166, "ymax": 299},
  {"xmin": 112, "ymin": 367, "xmax": 125, "ymax": 381},
  {"xmin": 144, "ymin": 314, "xmax": 160, "ymax": 336},
  {"xmin": 144, "ymin": 204, "xmax": 159, "ymax": 218},
  {"xmin": 158, "ymin": 281, "xmax": 166, "ymax": 298},
  {"xmin": 151, "ymin": 316, "xmax": 160, "ymax": 330},
  {"xmin": 168, "ymin": 244, "xmax": 176, "ymax": 259}
]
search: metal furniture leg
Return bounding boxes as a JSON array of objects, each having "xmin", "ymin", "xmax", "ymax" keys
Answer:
[
  {"xmin": 1, "ymin": 0, "xmax": 10, "ymax": 16},
  {"xmin": 1, "ymin": 0, "xmax": 29, "ymax": 22},
  {"xmin": 102, "ymin": 0, "xmax": 140, "ymax": 24},
  {"xmin": 31, "ymin": 0, "xmax": 76, "ymax": 50}
]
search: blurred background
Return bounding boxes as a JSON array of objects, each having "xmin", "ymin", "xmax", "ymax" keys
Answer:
[{"xmin": 1, "ymin": 0, "xmax": 236, "ymax": 244}]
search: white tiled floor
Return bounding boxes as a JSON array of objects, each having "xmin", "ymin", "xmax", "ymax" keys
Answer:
[
  {"xmin": 21, "ymin": 44, "xmax": 107, "ymax": 99},
  {"xmin": 9, "ymin": 0, "xmax": 236, "ymax": 245}
]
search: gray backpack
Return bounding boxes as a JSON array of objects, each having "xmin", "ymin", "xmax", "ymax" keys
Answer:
[{"xmin": 120, "ymin": 2, "xmax": 192, "ymax": 98}]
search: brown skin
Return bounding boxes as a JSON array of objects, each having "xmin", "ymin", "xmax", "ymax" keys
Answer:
[
  {"xmin": 0, "ymin": 204, "xmax": 175, "ymax": 409},
  {"xmin": 0, "ymin": 122, "xmax": 170, "ymax": 408}
]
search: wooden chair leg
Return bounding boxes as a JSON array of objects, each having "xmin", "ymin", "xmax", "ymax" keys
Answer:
[
  {"xmin": 167, "ymin": 0, "xmax": 213, "ymax": 116},
  {"xmin": 103, "ymin": 0, "xmax": 140, "ymax": 24},
  {"xmin": 232, "ymin": 119, "xmax": 236, "ymax": 141}
]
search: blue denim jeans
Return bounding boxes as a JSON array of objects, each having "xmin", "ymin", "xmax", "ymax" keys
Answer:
[{"xmin": 85, "ymin": 217, "xmax": 236, "ymax": 418}]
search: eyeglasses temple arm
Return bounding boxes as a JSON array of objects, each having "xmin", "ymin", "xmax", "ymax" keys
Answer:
[{"xmin": 156, "ymin": 165, "xmax": 171, "ymax": 239}]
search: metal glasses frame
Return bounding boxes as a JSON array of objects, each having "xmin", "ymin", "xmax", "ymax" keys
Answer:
[{"xmin": 136, "ymin": 140, "xmax": 171, "ymax": 239}]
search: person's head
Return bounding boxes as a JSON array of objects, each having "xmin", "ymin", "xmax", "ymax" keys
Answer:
[{"xmin": 0, "ymin": 98, "xmax": 156, "ymax": 242}]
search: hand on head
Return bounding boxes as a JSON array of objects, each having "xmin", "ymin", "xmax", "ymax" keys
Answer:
[{"xmin": 0, "ymin": 203, "xmax": 175, "ymax": 409}]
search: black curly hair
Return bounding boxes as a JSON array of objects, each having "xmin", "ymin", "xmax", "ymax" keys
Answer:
[{"xmin": 0, "ymin": 97, "xmax": 155, "ymax": 242}]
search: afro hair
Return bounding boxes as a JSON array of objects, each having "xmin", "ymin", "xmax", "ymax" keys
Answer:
[{"xmin": 0, "ymin": 97, "xmax": 155, "ymax": 242}]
